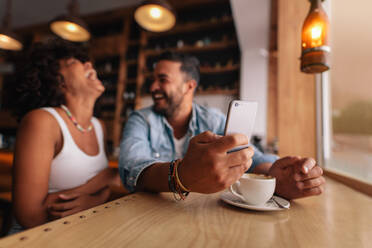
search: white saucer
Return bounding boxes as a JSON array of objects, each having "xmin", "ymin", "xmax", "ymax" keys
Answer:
[{"xmin": 220, "ymin": 191, "xmax": 290, "ymax": 211}]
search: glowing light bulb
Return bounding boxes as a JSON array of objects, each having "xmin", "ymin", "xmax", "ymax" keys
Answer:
[
  {"xmin": 150, "ymin": 7, "xmax": 162, "ymax": 19},
  {"xmin": 311, "ymin": 25, "xmax": 322, "ymax": 39},
  {"xmin": 66, "ymin": 23, "xmax": 78, "ymax": 32}
]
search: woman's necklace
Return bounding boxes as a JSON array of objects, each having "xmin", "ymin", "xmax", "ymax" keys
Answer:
[{"xmin": 61, "ymin": 105, "xmax": 93, "ymax": 133}]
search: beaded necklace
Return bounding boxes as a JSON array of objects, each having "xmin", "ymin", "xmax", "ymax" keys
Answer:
[{"xmin": 61, "ymin": 105, "xmax": 93, "ymax": 133}]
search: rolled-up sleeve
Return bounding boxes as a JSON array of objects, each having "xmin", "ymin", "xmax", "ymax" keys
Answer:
[{"xmin": 119, "ymin": 112, "xmax": 163, "ymax": 192}]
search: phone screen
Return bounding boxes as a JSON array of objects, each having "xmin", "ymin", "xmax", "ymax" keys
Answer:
[{"xmin": 224, "ymin": 100, "xmax": 258, "ymax": 153}]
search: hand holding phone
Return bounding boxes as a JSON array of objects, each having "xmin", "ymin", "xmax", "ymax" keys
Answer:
[{"xmin": 224, "ymin": 100, "xmax": 258, "ymax": 153}]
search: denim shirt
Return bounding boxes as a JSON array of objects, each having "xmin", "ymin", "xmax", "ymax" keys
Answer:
[{"xmin": 119, "ymin": 103, "xmax": 278, "ymax": 192}]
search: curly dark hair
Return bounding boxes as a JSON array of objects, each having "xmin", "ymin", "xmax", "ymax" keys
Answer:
[{"xmin": 8, "ymin": 38, "xmax": 90, "ymax": 120}]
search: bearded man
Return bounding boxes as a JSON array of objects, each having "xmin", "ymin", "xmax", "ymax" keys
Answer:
[{"xmin": 118, "ymin": 52, "xmax": 325, "ymax": 200}]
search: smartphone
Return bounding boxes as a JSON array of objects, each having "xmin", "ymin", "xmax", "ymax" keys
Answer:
[{"xmin": 224, "ymin": 100, "xmax": 258, "ymax": 153}]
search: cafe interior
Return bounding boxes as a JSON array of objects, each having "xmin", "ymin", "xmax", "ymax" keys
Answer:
[{"xmin": 0, "ymin": 0, "xmax": 371, "ymax": 247}]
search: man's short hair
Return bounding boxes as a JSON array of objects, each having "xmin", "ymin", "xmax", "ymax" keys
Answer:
[{"xmin": 157, "ymin": 51, "xmax": 200, "ymax": 85}]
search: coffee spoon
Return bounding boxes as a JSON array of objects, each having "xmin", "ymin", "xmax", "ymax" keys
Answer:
[{"xmin": 271, "ymin": 196, "xmax": 290, "ymax": 209}]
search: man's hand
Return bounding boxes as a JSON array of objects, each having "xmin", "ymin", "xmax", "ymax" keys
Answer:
[
  {"xmin": 47, "ymin": 187, "xmax": 110, "ymax": 219},
  {"xmin": 179, "ymin": 131, "xmax": 254, "ymax": 194},
  {"xmin": 268, "ymin": 156, "xmax": 325, "ymax": 200}
]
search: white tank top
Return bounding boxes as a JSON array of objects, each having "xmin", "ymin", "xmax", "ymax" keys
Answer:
[{"xmin": 42, "ymin": 108, "xmax": 108, "ymax": 193}]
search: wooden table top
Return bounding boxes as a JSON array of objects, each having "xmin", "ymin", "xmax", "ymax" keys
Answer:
[{"xmin": 1, "ymin": 177, "xmax": 371, "ymax": 248}]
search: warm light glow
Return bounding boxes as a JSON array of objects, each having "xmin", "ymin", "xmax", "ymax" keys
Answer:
[
  {"xmin": 50, "ymin": 21, "xmax": 90, "ymax": 42},
  {"xmin": 0, "ymin": 35, "xmax": 10, "ymax": 43},
  {"xmin": 134, "ymin": 3, "xmax": 176, "ymax": 32},
  {"xmin": 311, "ymin": 25, "xmax": 322, "ymax": 39},
  {"xmin": 0, "ymin": 33, "xmax": 23, "ymax": 51},
  {"xmin": 149, "ymin": 7, "xmax": 162, "ymax": 19},
  {"xmin": 300, "ymin": 0, "xmax": 330, "ymax": 73},
  {"xmin": 66, "ymin": 23, "xmax": 78, "ymax": 32}
]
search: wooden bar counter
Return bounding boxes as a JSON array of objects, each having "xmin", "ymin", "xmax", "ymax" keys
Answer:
[{"xmin": 1, "ymin": 177, "xmax": 371, "ymax": 247}]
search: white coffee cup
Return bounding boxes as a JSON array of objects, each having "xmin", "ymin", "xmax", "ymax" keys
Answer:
[{"xmin": 229, "ymin": 173, "xmax": 276, "ymax": 205}]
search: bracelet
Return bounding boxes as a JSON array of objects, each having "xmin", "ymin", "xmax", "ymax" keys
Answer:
[
  {"xmin": 174, "ymin": 160, "xmax": 191, "ymax": 192},
  {"xmin": 168, "ymin": 160, "xmax": 189, "ymax": 201},
  {"xmin": 168, "ymin": 160, "xmax": 176, "ymax": 194}
]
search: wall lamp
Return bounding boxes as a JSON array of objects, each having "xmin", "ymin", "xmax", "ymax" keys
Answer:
[{"xmin": 301, "ymin": 0, "xmax": 330, "ymax": 73}]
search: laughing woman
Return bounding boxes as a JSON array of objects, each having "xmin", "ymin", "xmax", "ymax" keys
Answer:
[{"xmin": 8, "ymin": 39, "xmax": 123, "ymax": 234}]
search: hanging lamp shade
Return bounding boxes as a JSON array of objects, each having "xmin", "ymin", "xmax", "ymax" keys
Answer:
[
  {"xmin": 134, "ymin": 0, "xmax": 176, "ymax": 32},
  {"xmin": 300, "ymin": 0, "xmax": 330, "ymax": 73},
  {"xmin": 50, "ymin": 15, "xmax": 90, "ymax": 42},
  {"xmin": 0, "ymin": 0, "xmax": 23, "ymax": 51},
  {"xmin": 49, "ymin": 0, "xmax": 90, "ymax": 42},
  {"xmin": 0, "ymin": 29, "xmax": 22, "ymax": 51}
]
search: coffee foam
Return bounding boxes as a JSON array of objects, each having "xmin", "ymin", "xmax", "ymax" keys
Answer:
[{"xmin": 245, "ymin": 173, "xmax": 274, "ymax": 180}]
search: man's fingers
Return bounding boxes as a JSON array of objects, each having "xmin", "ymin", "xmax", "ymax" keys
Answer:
[
  {"xmin": 212, "ymin": 134, "xmax": 249, "ymax": 153},
  {"xmin": 272, "ymin": 156, "xmax": 301, "ymax": 170},
  {"xmin": 193, "ymin": 131, "xmax": 221, "ymax": 144},
  {"xmin": 226, "ymin": 147, "xmax": 254, "ymax": 168},
  {"xmin": 226, "ymin": 165, "xmax": 246, "ymax": 186},
  {"xmin": 300, "ymin": 185, "xmax": 324, "ymax": 197},
  {"xmin": 294, "ymin": 166, "xmax": 323, "ymax": 182},
  {"xmin": 294, "ymin": 158, "xmax": 317, "ymax": 175},
  {"xmin": 296, "ymin": 176, "xmax": 326, "ymax": 190}
]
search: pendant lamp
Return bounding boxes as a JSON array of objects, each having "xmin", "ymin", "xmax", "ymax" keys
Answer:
[
  {"xmin": 300, "ymin": 0, "xmax": 330, "ymax": 73},
  {"xmin": 134, "ymin": 0, "xmax": 176, "ymax": 32},
  {"xmin": 49, "ymin": 0, "xmax": 90, "ymax": 42},
  {"xmin": 0, "ymin": 0, "xmax": 23, "ymax": 51}
]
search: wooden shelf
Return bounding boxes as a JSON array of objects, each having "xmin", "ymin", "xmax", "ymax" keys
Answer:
[
  {"xmin": 142, "ymin": 89, "xmax": 237, "ymax": 97},
  {"xmin": 126, "ymin": 78, "xmax": 137, "ymax": 84},
  {"xmin": 127, "ymin": 59, "xmax": 137, "ymax": 66},
  {"xmin": 98, "ymin": 71, "xmax": 118, "ymax": 78},
  {"xmin": 147, "ymin": 17, "xmax": 234, "ymax": 37},
  {"xmin": 196, "ymin": 89, "xmax": 238, "ymax": 95},
  {"xmin": 90, "ymin": 34, "xmax": 124, "ymax": 59},
  {"xmin": 143, "ymin": 64, "xmax": 240, "ymax": 78},
  {"xmin": 103, "ymin": 84, "xmax": 117, "ymax": 91},
  {"xmin": 128, "ymin": 40, "xmax": 139, "ymax": 46},
  {"xmin": 200, "ymin": 64, "xmax": 240, "ymax": 74},
  {"xmin": 145, "ymin": 40, "xmax": 238, "ymax": 56},
  {"xmin": 0, "ymin": 111, "xmax": 18, "ymax": 129}
]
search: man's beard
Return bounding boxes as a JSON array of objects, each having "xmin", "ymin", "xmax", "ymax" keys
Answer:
[{"xmin": 152, "ymin": 90, "xmax": 184, "ymax": 118}]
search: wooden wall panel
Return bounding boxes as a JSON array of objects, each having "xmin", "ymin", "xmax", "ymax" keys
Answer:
[
  {"xmin": 277, "ymin": 0, "xmax": 317, "ymax": 158},
  {"xmin": 267, "ymin": 0, "xmax": 278, "ymax": 146}
]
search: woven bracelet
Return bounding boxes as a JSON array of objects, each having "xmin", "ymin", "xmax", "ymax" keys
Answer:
[{"xmin": 168, "ymin": 160, "xmax": 176, "ymax": 193}]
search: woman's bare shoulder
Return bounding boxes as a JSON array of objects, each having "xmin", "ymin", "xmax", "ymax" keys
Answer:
[{"xmin": 19, "ymin": 108, "xmax": 59, "ymax": 133}]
